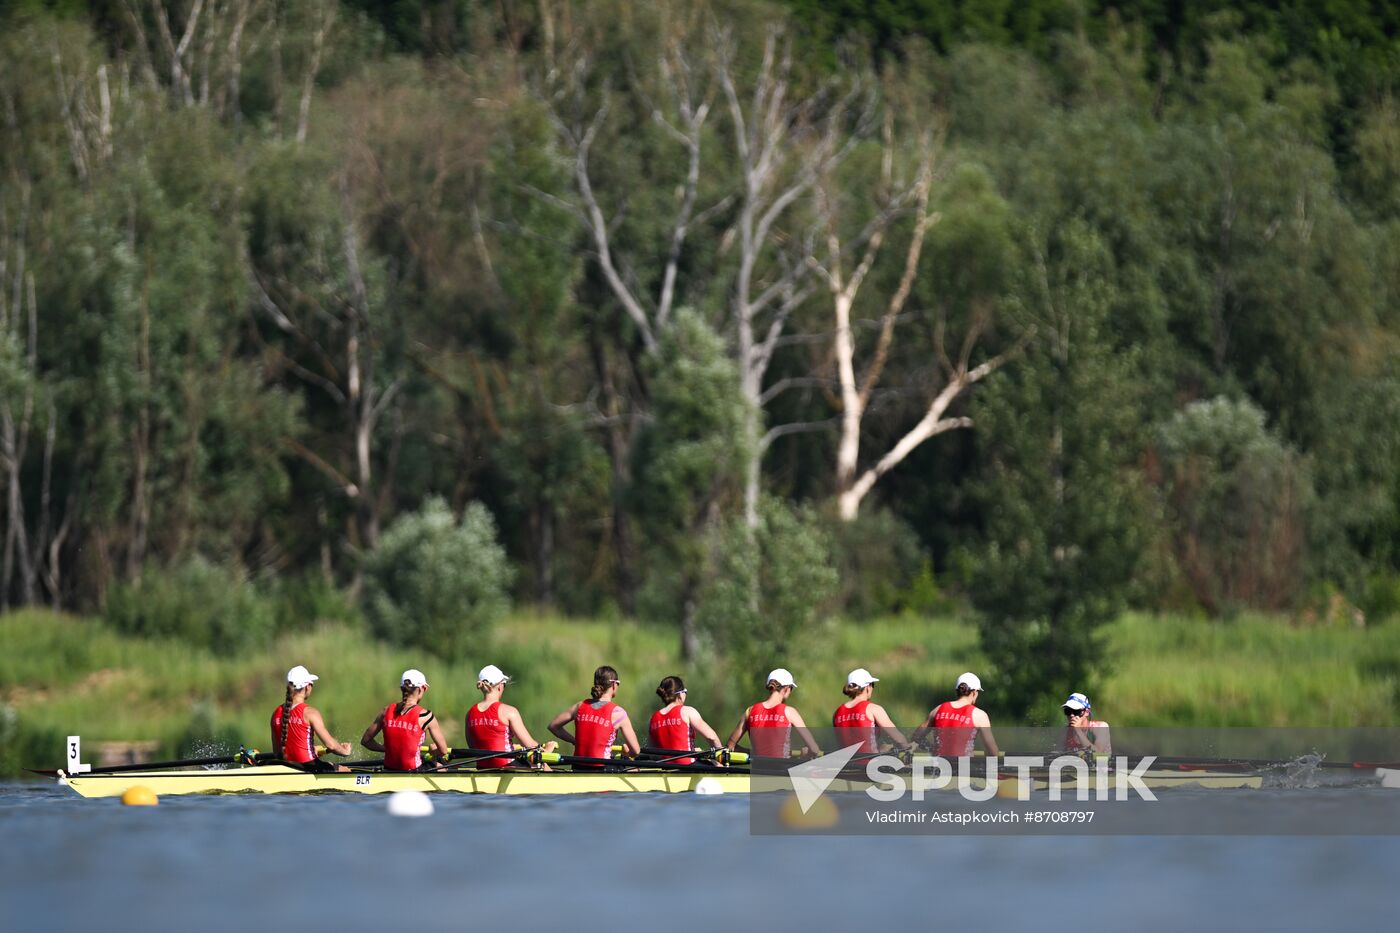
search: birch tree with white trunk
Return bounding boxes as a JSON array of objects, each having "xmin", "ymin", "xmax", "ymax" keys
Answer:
[
  {"xmin": 714, "ymin": 24, "xmax": 873, "ymax": 526},
  {"xmin": 809, "ymin": 125, "xmax": 1025, "ymax": 520}
]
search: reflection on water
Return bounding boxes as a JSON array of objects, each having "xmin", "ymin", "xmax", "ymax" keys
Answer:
[{"xmin": 3, "ymin": 782, "xmax": 1398, "ymax": 932}]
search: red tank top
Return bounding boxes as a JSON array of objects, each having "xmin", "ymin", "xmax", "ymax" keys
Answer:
[
  {"xmin": 649, "ymin": 705, "xmax": 695, "ymax": 764},
  {"xmin": 270, "ymin": 703, "xmax": 315, "ymax": 764},
  {"xmin": 574, "ymin": 700, "xmax": 620, "ymax": 766},
  {"xmin": 833, "ymin": 699, "xmax": 877, "ymax": 753},
  {"xmin": 467, "ymin": 701, "xmax": 514, "ymax": 769},
  {"xmin": 746, "ymin": 701, "xmax": 792, "ymax": 758},
  {"xmin": 932, "ymin": 701, "xmax": 977, "ymax": 757},
  {"xmin": 383, "ymin": 702, "xmax": 426, "ymax": 771}
]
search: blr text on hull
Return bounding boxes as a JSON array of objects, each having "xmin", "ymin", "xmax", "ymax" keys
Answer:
[{"xmin": 57, "ymin": 764, "xmax": 1266, "ymax": 798}]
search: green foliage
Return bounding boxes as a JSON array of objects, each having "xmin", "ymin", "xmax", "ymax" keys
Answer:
[
  {"xmin": 1362, "ymin": 573, "xmax": 1400, "ymax": 624},
  {"xmin": 263, "ymin": 574, "xmax": 362, "ymax": 632},
  {"xmin": 965, "ymin": 221, "xmax": 1149, "ymax": 720},
  {"xmin": 1154, "ymin": 397, "xmax": 1313, "ymax": 615},
  {"xmin": 362, "ymin": 497, "xmax": 513, "ymax": 660},
  {"xmin": 695, "ymin": 499, "xmax": 840, "ymax": 685},
  {"xmin": 2, "ymin": 0, "xmax": 1400, "ymax": 681},
  {"xmin": 105, "ymin": 558, "xmax": 277, "ymax": 654},
  {"xmin": 631, "ymin": 311, "xmax": 752, "ymax": 643},
  {"xmin": 824, "ymin": 508, "xmax": 927, "ymax": 619},
  {"xmin": 175, "ymin": 701, "xmax": 245, "ymax": 759}
]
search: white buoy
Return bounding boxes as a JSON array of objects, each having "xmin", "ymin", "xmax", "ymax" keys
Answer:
[
  {"xmin": 1380, "ymin": 769, "xmax": 1400, "ymax": 789},
  {"xmin": 387, "ymin": 789, "xmax": 434, "ymax": 817},
  {"xmin": 694, "ymin": 777, "xmax": 725, "ymax": 796}
]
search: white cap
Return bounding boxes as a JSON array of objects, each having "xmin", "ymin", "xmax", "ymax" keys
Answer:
[
  {"xmin": 477, "ymin": 664, "xmax": 511, "ymax": 686},
  {"xmin": 400, "ymin": 669, "xmax": 428, "ymax": 688},
  {"xmin": 766, "ymin": 668, "xmax": 796, "ymax": 688},
  {"xmin": 846, "ymin": 668, "xmax": 879, "ymax": 688},
  {"xmin": 286, "ymin": 665, "xmax": 319, "ymax": 688},
  {"xmin": 956, "ymin": 672, "xmax": 983, "ymax": 692},
  {"xmin": 1062, "ymin": 692, "xmax": 1091, "ymax": 711}
]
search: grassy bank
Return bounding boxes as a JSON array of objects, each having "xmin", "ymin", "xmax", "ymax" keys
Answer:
[{"xmin": 2, "ymin": 609, "xmax": 1398, "ymax": 773}]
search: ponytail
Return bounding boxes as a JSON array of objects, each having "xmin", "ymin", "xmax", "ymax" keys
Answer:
[
  {"xmin": 766, "ymin": 679, "xmax": 785, "ymax": 693},
  {"xmin": 395, "ymin": 680, "xmax": 417, "ymax": 716},
  {"xmin": 956, "ymin": 683, "xmax": 975, "ymax": 698},
  {"xmin": 656, "ymin": 675, "xmax": 686, "ymax": 704},
  {"xmin": 591, "ymin": 665, "xmax": 620, "ymax": 701},
  {"xmin": 842, "ymin": 683, "xmax": 864, "ymax": 698}
]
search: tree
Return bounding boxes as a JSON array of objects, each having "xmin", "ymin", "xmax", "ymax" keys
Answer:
[
  {"xmin": 695, "ymin": 497, "xmax": 839, "ymax": 686},
  {"xmin": 1154, "ymin": 396, "xmax": 1311, "ymax": 615},
  {"xmin": 363, "ymin": 497, "xmax": 513, "ymax": 661},
  {"xmin": 631, "ymin": 310, "xmax": 751, "ymax": 658},
  {"xmin": 964, "ymin": 220, "xmax": 1147, "ymax": 719}
]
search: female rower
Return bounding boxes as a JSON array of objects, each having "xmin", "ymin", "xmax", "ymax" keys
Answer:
[
  {"xmin": 548, "ymin": 665, "xmax": 642, "ymax": 769},
  {"xmin": 910, "ymin": 672, "xmax": 1000, "ymax": 759},
  {"xmin": 270, "ymin": 665, "xmax": 353, "ymax": 773},
  {"xmin": 465, "ymin": 664, "xmax": 551, "ymax": 769},
  {"xmin": 649, "ymin": 675, "xmax": 723, "ymax": 765},
  {"xmin": 726, "ymin": 668, "xmax": 822, "ymax": 759},
  {"xmin": 360, "ymin": 669, "xmax": 451, "ymax": 771},
  {"xmin": 832, "ymin": 668, "xmax": 908, "ymax": 753},
  {"xmin": 1061, "ymin": 692, "xmax": 1111, "ymax": 756}
]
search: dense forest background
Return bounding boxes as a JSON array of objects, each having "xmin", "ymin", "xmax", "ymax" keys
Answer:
[{"xmin": 2, "ymin": 0, "xmax": 1400, "ymax": 714}]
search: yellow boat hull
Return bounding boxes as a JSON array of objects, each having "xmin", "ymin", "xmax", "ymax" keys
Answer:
[{"xmin": 58, "ymin": 765, "xmax": 1263, "ymax": 798}]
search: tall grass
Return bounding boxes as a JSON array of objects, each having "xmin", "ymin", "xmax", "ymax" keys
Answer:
[{"xmin": 2, "ymin": 608, "xmax": 1396, "ymax": 773}]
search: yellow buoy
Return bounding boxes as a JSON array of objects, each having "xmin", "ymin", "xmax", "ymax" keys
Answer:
[
  {"xmin": 121, "ymin": 786, "xmax": 158, "ymax": 806},
  {"xmin": 778, "ymin": 791, "xmax": 839, "ymax": 829}
]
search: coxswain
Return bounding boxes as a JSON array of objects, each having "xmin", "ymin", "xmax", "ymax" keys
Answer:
[
  {"xmin": 1061, "ymin": 692, "xmax": 1111, "ymax": 756},
  {"xmin": 910, "ymin": 672, "xmax": 1000, "ymax": 759},
  {"xmin": 832, "ymin": 668, "xmax": 908, "ymax": 753},
  {"xmin": 270, "ymin": 665, "xmax": 353, "ymax": 773},
  {"xmin": 466, "ymin": 664, "xmax": 551, "ymax": 768},
  {"xmin": 548, "ymin": 665, "xmax": 642, "ymax": 769},
  {"xmin": 360, "ymin": 669, "xmax": 450, "ymax": 771},
  {"xmin": 726, "ymin": 668, "xmax": 821, "ymax": 758},
  {"xmin": 648, "ymin": 675, "xmax": 724, "ymax": 765}
]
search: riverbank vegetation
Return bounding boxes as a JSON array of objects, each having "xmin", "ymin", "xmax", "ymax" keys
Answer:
[
  {"xmin": 3, "ymin": 607, "xmax": 1397, "ymax": 774},
  {"xmin": 2, "ymin": 1, "xmax": 1400, "ymax": 730}
]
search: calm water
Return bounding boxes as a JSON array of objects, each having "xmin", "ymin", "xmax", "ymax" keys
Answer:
[{"xmin": 3, "ymin": 780, "xmax": 1398, "ymax": 932}]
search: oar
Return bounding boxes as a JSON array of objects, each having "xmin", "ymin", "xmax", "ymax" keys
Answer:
[
  {"xmin": 1133, "ymin": 754, "xmax": 1400, "ymax": 772},
  {"xmin": 554, "ymin": 752, "xmax": 749, "ymax": 773},
  {"xmin": 41, "ymin": 746, "xmax": 274, "ymax": 776},
  {"xmin": 611, "ymin": 745, "xmax": 750, "ymax": 766}
]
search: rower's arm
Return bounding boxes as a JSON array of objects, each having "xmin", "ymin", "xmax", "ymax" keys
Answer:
[
  {"xmin": 503, "ymin": 704, "xmax": 541, "ymax": 749},
  {"xmin": 360, "ymin": 713, "xmax": 386, "ymax": 753},
  {"xmin": 908, "ymin": 712, "xmax": 935, "ymax": 750},
  {"xmin": 686, "ymin": 708, "xmax": 723, "ymax": 748},
  {"xmin": 725, "ymin": 715, "xmax": 749, "ymax": 751},
  {"xmin": 786, "ymin": 708, "xmax": 822, "ymax": 756},
  {"xmin": 306, "ymin": 707, "xmax": 352, "ymax": 756},
  {"xmin": 971, "ymin": 708, "xmax": 1000, "ymax": 758},
  {"xmin": 425, "ymin": 715, "xmax": 450, "ymax": 760},
  {"xmin": 869, "ymin": 703, "xmax": 909, "ymax": 747},
  {"xmin": 548, "ymin": 704, "xmax": 578, "ymax": 746},
  {"xmin": 615, "ymin": 712, "xmax": 642, "ymax": 757}
]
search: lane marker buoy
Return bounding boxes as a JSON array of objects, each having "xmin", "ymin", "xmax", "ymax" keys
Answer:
[
  {"xmin": 387, "ymin": 789, "xmax": 434, "ymax": 817},
  {"xmin": 121, "ymin": 786, "xmax": 158, "ymax": 806}
]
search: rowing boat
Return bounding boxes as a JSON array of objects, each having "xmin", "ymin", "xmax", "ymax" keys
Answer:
[{"xmin": 56, "ymin": 763, "xmax": 1270, "ymax": 798}]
